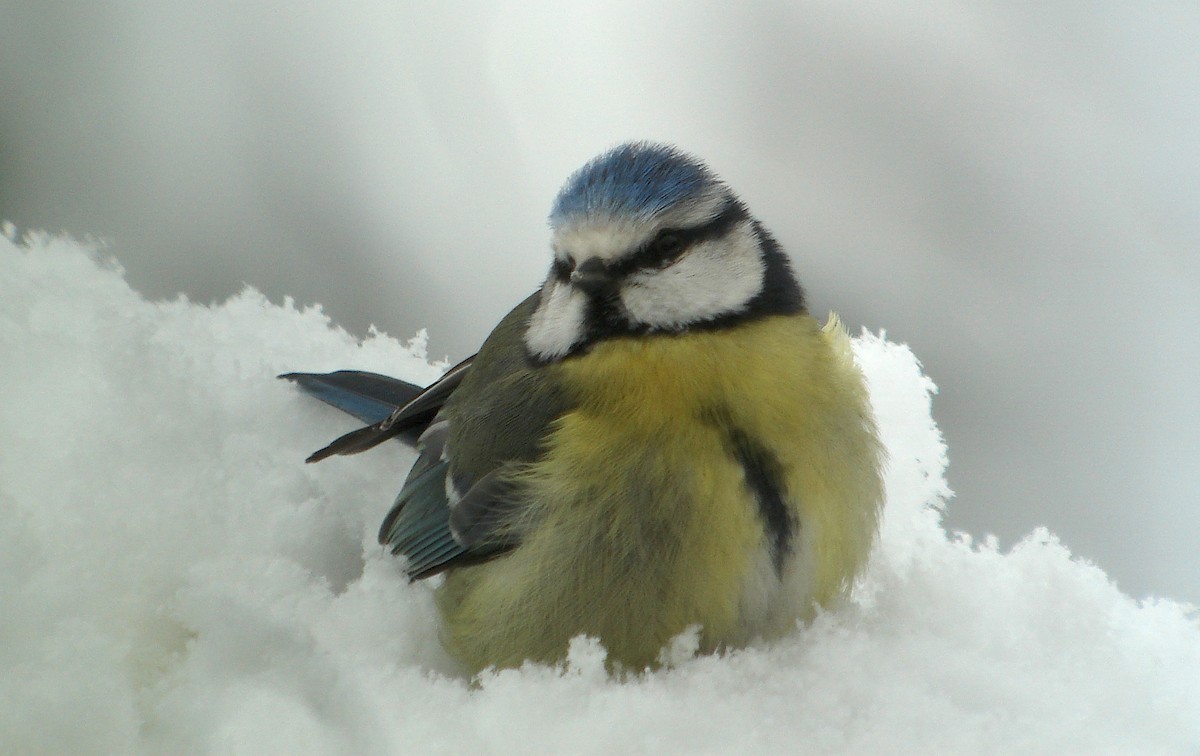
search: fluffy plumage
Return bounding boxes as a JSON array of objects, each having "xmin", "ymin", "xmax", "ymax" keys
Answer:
[
  {"xmin": 285, "ymin": 142, "xmax": 884, "ymax": 674},
  {"xmin": 549, "ymin": 142, "xmax": 721, "ymax": 228}
]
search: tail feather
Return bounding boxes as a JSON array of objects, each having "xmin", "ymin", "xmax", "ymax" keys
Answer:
[{"xmin": 280, "ymin": 370, "xmax": 428, "ymax": 449}]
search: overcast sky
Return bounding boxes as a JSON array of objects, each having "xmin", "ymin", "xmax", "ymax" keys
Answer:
[{"xmin": 2, "ymin": 1, "xmax": 1198, "ymax": 603}]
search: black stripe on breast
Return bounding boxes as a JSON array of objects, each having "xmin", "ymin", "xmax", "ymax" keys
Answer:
[{"xmin": 725, "ymin": 427, "xmax": 797, "ymax": 577}]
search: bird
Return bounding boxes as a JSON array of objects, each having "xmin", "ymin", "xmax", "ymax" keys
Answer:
[{"xmin": 282, "ymin": 141, "xmax": 884, "ymax": 674}]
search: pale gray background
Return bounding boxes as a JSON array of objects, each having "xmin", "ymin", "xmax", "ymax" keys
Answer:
[{"xmin": 3, "ymin": 2, "xmax": 1197, "ymax": 603}]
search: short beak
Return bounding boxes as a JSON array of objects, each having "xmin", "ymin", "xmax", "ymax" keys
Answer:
[{"xmin": 569, "ymin": 258, "xmax": 615, "ymax": 297}]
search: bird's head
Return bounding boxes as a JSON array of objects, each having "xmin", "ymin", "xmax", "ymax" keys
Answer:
[{"xmin": 524, "ymin": 142, "xmax": 804, "ymax": 362}]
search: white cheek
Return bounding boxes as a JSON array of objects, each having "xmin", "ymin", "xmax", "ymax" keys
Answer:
[
  {"xmin": 620, "ymin": 232, "xmax": 765, "ymax": 329},
  {"xmin": 523, "ymin": 279, "xmax": 588, "ymax": 360}
]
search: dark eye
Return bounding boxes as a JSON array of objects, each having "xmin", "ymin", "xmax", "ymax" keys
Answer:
[{"xmin": 648, "ymin": 232, "xmax": 685, "ymax": 267}]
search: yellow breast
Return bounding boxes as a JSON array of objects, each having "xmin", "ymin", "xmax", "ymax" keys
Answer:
[{"xmin": 436, "ymin": 313, "xmax": 883, "ymax": 673}]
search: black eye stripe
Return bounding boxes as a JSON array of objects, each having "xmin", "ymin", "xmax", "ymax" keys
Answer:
[
  {"xmin": 642, "ymin": 232, "xmax": 685, "ymax": 268},
  {"xmin": 608, "ymin": 200, "xmax": 750, "ymax": 277},
  {"xmin": 551, "ymin": 200, "xmax": 751, "ymax": 283}
]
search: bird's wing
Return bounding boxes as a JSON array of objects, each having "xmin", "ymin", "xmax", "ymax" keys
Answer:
[
  {"xmin": 282, "ymin": 357, "xmax": 475, "ymax": 462},
  {"xmin": 377, "ymin": 294, "xmax": 572, "ymax": 579},
  {"xmin": 378, "ymin": 431, "xmax": 520, "ymax": 579}
]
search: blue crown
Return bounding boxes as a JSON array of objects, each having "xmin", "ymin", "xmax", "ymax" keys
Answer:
[{"xmin": 550, "ymin": 142, "xmax": 719, "ymax": 226}]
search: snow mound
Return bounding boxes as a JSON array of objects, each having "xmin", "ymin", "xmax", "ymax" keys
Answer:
[{"xmin": 2, "ymin": 231, "xmax": 1197, "ymax": 754}]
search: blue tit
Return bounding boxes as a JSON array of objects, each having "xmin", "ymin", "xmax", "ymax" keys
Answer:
[{"xmin": 283, "ymin": 141, "xmax": 884, "ymax": 674}]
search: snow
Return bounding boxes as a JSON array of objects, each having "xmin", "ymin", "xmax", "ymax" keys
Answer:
[{"xmin": 2, "ymin": 230, "xmax": 1197, "ymax": 754}]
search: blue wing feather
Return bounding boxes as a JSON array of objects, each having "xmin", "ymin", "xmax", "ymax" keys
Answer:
[{"xmin": 379, "ymin": 459, "xmax": 468, "ymax": 579}]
